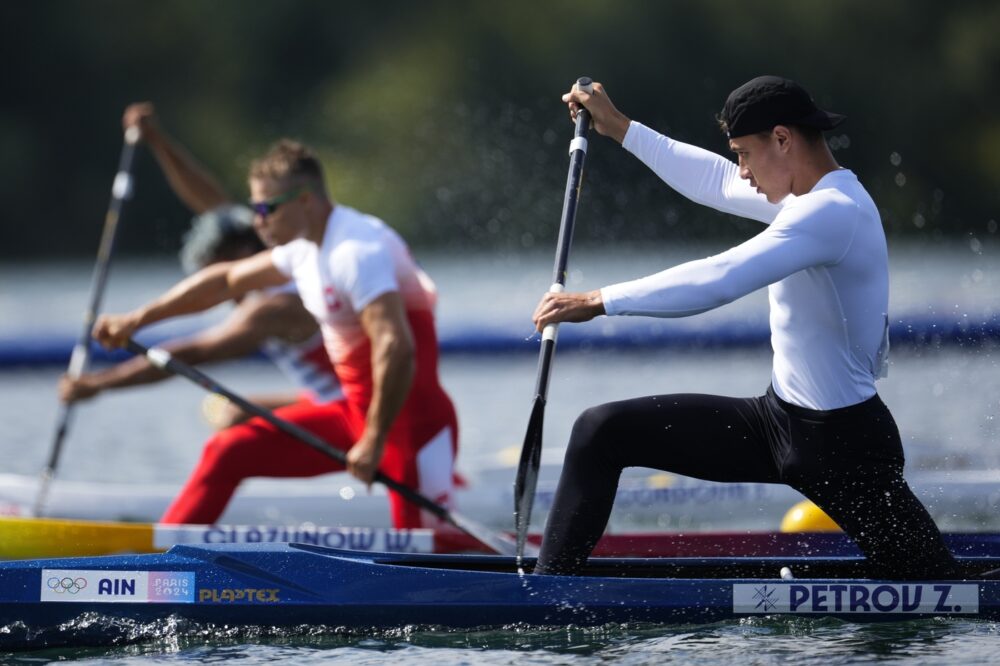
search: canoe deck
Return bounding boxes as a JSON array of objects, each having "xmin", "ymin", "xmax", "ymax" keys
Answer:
[
  {"xmin": 358, "ymin": 548, "xmax": 998, "ymax": 580},
  {"xmin": 5, "ymin": 515, "xmax": 1000, "ymax": 560}
]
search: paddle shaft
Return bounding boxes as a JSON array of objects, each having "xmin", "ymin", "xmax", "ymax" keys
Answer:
[
  {"xmin": 124, "ymin": 339, "xmax": 519, "ymax": 555},
  {"xmin": 33, "ymin": 128, "xmax": 141, "ymax": 517},
  {"xmin": 534, "ymin": 106, "xmax": 592, "ymax": 398},
  {"xmin": 514, "ymin": 78, "xmax": 593, "ymax": 564}
]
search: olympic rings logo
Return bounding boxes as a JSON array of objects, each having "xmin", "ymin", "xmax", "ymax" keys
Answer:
[{"xmin": 47, "ymin": 576, "xmax": 88, "ymax": 594}]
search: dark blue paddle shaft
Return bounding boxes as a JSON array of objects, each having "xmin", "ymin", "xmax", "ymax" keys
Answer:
[
  {"xmin": 123, "ymin": 340, "xmax": 446, "ymax": 519},
  {"xmin": 123, "ymin": 339, "xmax": 516, "ymax": 555},
  {"xmin": 515, "ymin": 79, "xmax": 593, "ymax": 561},
  {"xmin": 34, "ymin": 134, "xmax": 140, "ymax": 517},
  {"xmin": 534, "ymin": 96, "xmax": 591, "ymax": 399}
]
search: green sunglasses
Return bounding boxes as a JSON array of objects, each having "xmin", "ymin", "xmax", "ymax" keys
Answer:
[{"xmin": 248, "ymin": 187, "xmax": 306, "ymax": 217}]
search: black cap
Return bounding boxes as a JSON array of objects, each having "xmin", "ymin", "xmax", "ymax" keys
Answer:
[
  {"xmin": 179, "ymin": 204, "xmax": 261, "ymax": 273},
  {"xmin": 720, "ymin": 75, "xmax": 845, "ymax": 139}
]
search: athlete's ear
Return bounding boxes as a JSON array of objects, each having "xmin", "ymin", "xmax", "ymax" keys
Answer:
[
  {"xmin": 299, "ymin": 188, "xmax": 318, "ymax": 214},
  {"xmin": 772, "ymin": 125, "xmax": 793, "ymax": 152}
]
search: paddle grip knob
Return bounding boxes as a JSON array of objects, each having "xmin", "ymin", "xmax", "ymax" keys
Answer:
[{"xmin": 572, "ymin": 77, "xmax": 593, "ymax": 138}]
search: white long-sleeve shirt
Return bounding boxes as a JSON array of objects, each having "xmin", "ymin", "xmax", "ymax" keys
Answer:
[{"xmin": 601, "ymin": 121, "xmax": 890, "ymax": 410}]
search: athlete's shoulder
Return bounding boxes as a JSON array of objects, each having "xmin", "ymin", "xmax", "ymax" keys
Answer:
[
  {"xmin": 809, "ymin": 170, "xmax": 872, "ymax": 208},
  {"xmin": 780, "ymin": 172, "xmax": 866, "ymax": 225},
  {"xmin": 332, "ymin": 205, "xmax": 388, "ymax": 236},
  {"xmin": 784, "ymin": 191, "xmax": 854, "ymax": 225},
  {"xmin": 328, "ymin": 232, "xmax": 389, "ymax": 266},
  {"xmin": 329, "ymin": 206, "xmax": 402, "ymax": 255},
  {"xmin": 768, "ymin": 193, "xmax": 861, "ymax": 258}
]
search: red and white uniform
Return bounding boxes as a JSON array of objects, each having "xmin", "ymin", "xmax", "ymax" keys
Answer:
[
  {"xmin": 161, "ymin": 205, "xmax": 457, "ymax": 528},
  {"xmin": 260, "ymin": 285, "xmax": 343, "ymax": 405},
  {"xmin": 261, "ymin": 331, "xmax": 343, "ymax": 404}
]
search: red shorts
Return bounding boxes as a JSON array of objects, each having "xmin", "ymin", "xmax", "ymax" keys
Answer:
[{"xmin": 160, "ymin": 396, "xmax": 458, "ymax": 528}]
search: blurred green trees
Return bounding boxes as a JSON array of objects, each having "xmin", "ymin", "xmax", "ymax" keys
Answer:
[{"xmin": 2, "ymin": 0, "xmax": 997, "ymax": 258}]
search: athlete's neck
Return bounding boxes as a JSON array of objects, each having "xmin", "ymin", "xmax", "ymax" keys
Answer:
[
  {"xmin": 791, "ymin": 146, "xmax": 841, "ymax": 196},
  {"xmin": 304, "ymin": 200, "xmax": 335, "ymax": 244}
]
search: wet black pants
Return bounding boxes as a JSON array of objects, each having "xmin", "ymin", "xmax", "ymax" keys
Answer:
[{"xmin": 535, "ymin": 387, "xmax": 959, "ymax": 579}]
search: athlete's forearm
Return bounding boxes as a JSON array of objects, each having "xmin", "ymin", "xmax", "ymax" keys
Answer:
[
  {"xmin": 111, "ymin": 334, "xmax": 250, "ymax": 390},
  {"xmin": 600, "ymin": 252, "xmax": 749, "ymax": 318},
  {"xmin": 134, "ymin": 262, "xmax": 241, "ymax": 328},
  {"xmin": 143, "ymin": 127, "xmax": 229, "ymax": 214},
  {"xmin": 601, "ymin": 204, "xmax": 852, "ymax": 318},
  {"xmin": 363, "ymin": 330, "xmax": 415, "ymax": 447},
  {"xmin": 85, "ymin": 356, "xmax": 171, "ymax": 393}
]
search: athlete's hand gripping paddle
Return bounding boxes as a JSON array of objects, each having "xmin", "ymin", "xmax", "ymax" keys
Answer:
[
  {"xmin": 124, "ymin": 339, "xmax": 526, "ymax": 558},
  {"xmin": 513, "ymin": 77, "xmax": 593, "ymax": 567}
]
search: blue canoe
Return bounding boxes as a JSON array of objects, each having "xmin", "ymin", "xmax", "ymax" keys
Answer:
[{"xmin": 2, "ymin": 543, "xmax": 1000, "ymax": 648}]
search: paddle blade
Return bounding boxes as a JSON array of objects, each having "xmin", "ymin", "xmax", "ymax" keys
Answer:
[
  {"xmin": 514, "ymin": 396, "xmax": 546, "ymax": 559},
  {"xmin": 448, "ymin": 511, "xmax": 536, "ymax": 558}
]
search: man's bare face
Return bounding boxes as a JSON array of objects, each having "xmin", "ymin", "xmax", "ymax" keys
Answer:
[
  {"xmin": 249, "ymin": 177, "xmax": 307, "ymax": 247},
  {"xmin": 729, "ymin": 130, "xmax": 792, "ymax": 204}
]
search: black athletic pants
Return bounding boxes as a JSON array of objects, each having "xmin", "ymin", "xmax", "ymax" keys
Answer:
[{"xmin": 534, "ymin": 387, "xmax": 959, "ymax": 579}]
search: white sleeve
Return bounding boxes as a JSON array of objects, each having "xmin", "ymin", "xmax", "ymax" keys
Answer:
[
  {"xmin": 622, "ymin": 121, "xmax": 782, "ymax": 224},
  {"xmin": 601, "ymin": 196, "xmax": 858, "ymax": 317},
  {"xmin": 330, "ymin": 241, "xmax": 399, "ymax": 312},
  {"xmin": 269, "ymin": 242, "xmax": 301, "ymax": 277}
]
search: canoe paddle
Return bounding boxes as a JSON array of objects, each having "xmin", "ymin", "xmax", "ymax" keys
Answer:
[
  {"xmin": 513, "ymin": 77, "xmax": 593, "ymax": 566},
  {"xmin": 32, "ymin": 126, "xmax": 142, "ymax": 517},
  {"xmin": 124, "ymin": 338, "xmax": 527, "ymax": 557}
]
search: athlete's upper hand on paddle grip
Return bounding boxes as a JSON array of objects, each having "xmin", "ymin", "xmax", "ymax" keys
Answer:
[
  {"xmin": 92, "ymin": 312, "xmax": 142, "ymax": 350},
  {"xmin": 562, "ymin": 80, "xmax": 632, "ymax": 144},
  {"xmin": 533, "ymin": 290, "xmax": 606, "ymax": 332},
  {"xmin": 122, "ymin": 102, "xmax": 159, "ymax": 140}
]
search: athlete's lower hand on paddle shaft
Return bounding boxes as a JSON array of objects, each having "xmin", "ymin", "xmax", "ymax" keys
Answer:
[
  {"xmin": 562, "ymin": 80, "xmax": 632, "ymax": 144},
  {"xmin": 346, "ymin": 430, "xmax": 385, "ymax": 487},
  {"xmin": 533, "ymin": 290, "xmax": 606, "ymax": 333},
  {"xmin": 58, "ymin": 375, "xmax": 101, "ymax": 403}
]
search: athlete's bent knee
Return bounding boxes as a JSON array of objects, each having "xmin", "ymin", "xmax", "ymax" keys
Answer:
[
  {"xmin": 565, "ymin": 403, "xmax": 627, "ymax": 466},
  {"xmin": 195, "ymin": 429, "xmax": 255, "ymax": 481}
]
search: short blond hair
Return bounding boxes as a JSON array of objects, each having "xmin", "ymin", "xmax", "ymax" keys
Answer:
[{"xmin": 248, "ymin": 139, "xmax": 328, "ymax": 196}]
